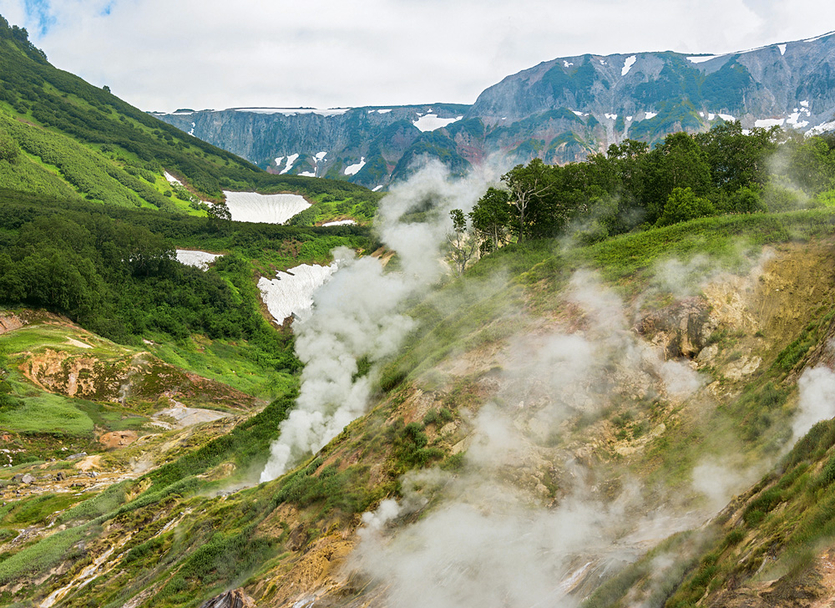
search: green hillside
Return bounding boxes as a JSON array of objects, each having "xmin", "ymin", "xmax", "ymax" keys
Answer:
[{"xmin": 0, "ymin": 16, "xmax": 380, "ymax": 215}]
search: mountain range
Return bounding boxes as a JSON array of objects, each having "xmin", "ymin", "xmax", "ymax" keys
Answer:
[{"xmin": 156, "ymin": 31, "xmax": 835, "ymax": 189}]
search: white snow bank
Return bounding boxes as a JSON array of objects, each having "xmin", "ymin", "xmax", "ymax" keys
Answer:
[
  {"xmin": 687, "ymin": 55, "xmax": 722, "ymax": 64},
  {"xmin": 413, "ymin": 114, "xmax": 462, "ymax": 132},
  {"xmin": 280, "ymin": 153, "xmax": 299, "ymax": 175},
  {"xmin": 802, "ymin": 32, "xmax": 835, "ymax": 44},
  {"xmin": 621, "ymin": 55, "xmax": 636, "ymax": 76},
  {"xmin": 644, "ymin": 112, "xmax": 657, "ymax": 120},
  {"xmin": 322, "ymin": 220, "xmax": 357, "ymax": 227},
  {"xmin": 605, "ymin": 113, "xmax": 617, "ymax": 120},
  {"xmin": 223, "ymin": 191, "xmax": 310, "ymax": 224},
  {"xmin": 176, "ymin": 250, "xmax": 222, "ymax": 270},
  {"xmin": 778, "ymin": 44, "xmax": 787, "ymax": 55},
  {"xmin": 344, "ymin": 157, "xmax": 366, "ymax": 176},
  {"xmin": 808, "ymin": 120, "xmax": 835, "ymax": 137},
  {"xmin": 755, "ymin": 118, "xmax": 785, "ymax": 128},
  {"xmin": 233, "ymin": 107, "xmax": 350, "ymax": 116},
  {"xmin": 718, "ymin": 113, "xmax": 735, "ymax": 121},
  {"xmin": 164, "ymin": 171, "xmax": 184, "ymax": 186},
  {"xmin": 258, "ymin": 263, "xmax": 338, "ymax": 323}
]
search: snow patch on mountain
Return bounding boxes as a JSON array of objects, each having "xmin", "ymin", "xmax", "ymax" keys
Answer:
[
  {"xmin": 687, "ymin": 55, "xmax": 722, "ymax": 64},
  {"xmin": 344, "ymin": 158, "xmax": 366, "ymax": 176},
  {"xmin": 258, "ymin": 263, "xmax": 338, "ymax": 323},
  {"xmin": 778, "ymin": 44, "xmax": 787, "ymax": 55},
  {"xmin": 233, "ymin": 107, "xmax": 350, "ymax": 117},
  {"xmin": 755, "ymin": 118, "xmax": 785, "ymax": 128},
  {"xmin": 808, "ymin": 120, "xmax": 835, "ymax": 136},
  {"xmin": 802, "ymin": 31, "xmax": 835, "ymax": 44},
  {"xmin": 164, "ymin": 171, "xmax": 184, "ymax": 186},
  {"xmin": 280, "ymin": 154, "xmax": 299, "ymax": 175},
  {"xmin": 622, "ymin": 56, "xmax": 636, "ymax": 76},
  {"xmin": 176, "ymin": 250, "xmax": 221, "ymax": 270},
  {"xmin": 413, "ymin": 113, "xmax": 463, "ymax": 132},
  {"xmin": 223, "ymin": 191, "xmax": 310, "ymax": 224}
]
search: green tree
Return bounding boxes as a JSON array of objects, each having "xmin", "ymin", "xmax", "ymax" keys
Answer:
[
  {"xmin": 470, "ymin": 187, "xmax": 511, "ymax": 253},
  {"xmin": 786, "ymin": 135, "xmax": 835, "ymax": 194},
  {"xmin": 207, "ymin": 200, "xmax": 232, "ymax": 227},
  {"xmin": 502, "ymin": 159, "xmax": 555, "ymax": 241},
  {"xmin": 447, "ymin": 209, "xmax": 478, "ymax": 275},
  {"xmin": 695, "ymin": 121, "xmax": 778, "ymax": 193},
  {"xmin": 656, "ymin": 186, "xmax": 716, "ymax": 227},
  {"xmin": 726, "ymin": 186, "xmax": 767, "ymax": 214},
  {"xmin": 642, "ymin": 132, "xmax": 713, "ymax": 224}
]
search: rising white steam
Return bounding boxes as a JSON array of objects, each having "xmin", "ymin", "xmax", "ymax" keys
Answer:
[
  {"xmin": 260, "ymin": 162, "xmax": 492, "ymax": 483},
  {"xmin": 351, "ymin": 272, "xmax": 715, "ymax": 607},
  {"xmin": 691, "ymin": 460, "xmax": 758, "ymax": 511},
  {"xmin": 793, "ymin": 364, "xmax": 835, "ymax": 440}
]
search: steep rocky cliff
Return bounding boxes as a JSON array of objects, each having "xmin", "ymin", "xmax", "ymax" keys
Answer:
[{"xmin": 156, "ymin": 32, "xmax": 835, "ymax": 186}]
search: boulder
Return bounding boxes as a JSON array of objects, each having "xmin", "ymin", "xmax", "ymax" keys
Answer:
[{"xmin": 198, "ymin": 589, "xmax": 256, "ymax": 608}]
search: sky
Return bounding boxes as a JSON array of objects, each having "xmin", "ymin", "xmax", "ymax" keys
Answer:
[{"xmin": 1, "ymin": 0, "xmax": 834, "ymax": 113}]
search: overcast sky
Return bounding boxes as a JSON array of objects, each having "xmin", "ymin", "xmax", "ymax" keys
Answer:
[{"xmin": 1, "ymin": 0, "xmax": 833, "ymax": 113}]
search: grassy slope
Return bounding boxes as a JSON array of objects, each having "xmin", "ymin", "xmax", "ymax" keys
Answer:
[
  {"xmin": 4, "ymin": 209, "xmax": 835, "ymax": 607},
  {"xmin": 0, "ymin": 20, "xmax": 381, "ymax": 217}
]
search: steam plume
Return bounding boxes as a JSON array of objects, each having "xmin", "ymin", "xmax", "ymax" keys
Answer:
[
  {"xmin": 351, "ymin": 272, "xmax": 713, "ymax": 606},
  {"xmin": 793, "ymin": 364, "xmax": 835, "ymax": 440},
  {"xmin": 260, "ymin": 162, "xmax": 491, "ymax": 483}
]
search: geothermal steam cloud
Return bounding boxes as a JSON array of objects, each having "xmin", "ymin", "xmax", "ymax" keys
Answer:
[
  {"xmin": 259, "ymin": 163, "xmax": 490, "ymax": 482},
  {"xmin": 350, "ymin": 271, "xmax": 709, "ymax": 608}
]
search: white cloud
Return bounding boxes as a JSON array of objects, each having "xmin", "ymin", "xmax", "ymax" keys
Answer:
[{"xmin": 2, "ymin": 0, "xmax": 835, "ymax": 112}]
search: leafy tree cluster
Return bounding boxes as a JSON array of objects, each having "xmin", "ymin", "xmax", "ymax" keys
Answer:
[
  {"xmin": 0, "ymin": 192, "xmax": 301, "ymax": 372},
  {"xmin": 470, "ymin": 121, "xmax": 835, "ymax": 247}
]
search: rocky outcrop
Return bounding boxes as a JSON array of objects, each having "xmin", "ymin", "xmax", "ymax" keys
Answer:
[
  {"xmin": 21, "ymin": 348, "xmax": 258, "ymax": 410},
  {"xmin": 198, "ymin": 589, "xmax": 256, "ymax": 608}
]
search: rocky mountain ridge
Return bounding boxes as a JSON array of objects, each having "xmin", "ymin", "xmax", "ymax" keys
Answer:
[{"xmin": 156, "ymin": 32, "xmax": 835, "ymax": 188}]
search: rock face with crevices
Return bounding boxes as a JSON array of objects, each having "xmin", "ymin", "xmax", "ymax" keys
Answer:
[
  {"xmin": 156, "ymin": 33, "xmax": 835, "ymax": 184},
  {"xmin": 21, "ymin": 348, "xmax": 257, "ymax": 410}
]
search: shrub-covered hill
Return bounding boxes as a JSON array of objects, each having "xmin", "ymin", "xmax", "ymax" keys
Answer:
[{"xmin": 0, "ymin": 15, "xmax": 380, "ymax": 216}]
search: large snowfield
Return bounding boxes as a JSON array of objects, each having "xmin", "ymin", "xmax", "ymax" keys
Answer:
[
  {"xmin": 223, "ymin": 191, "xmax": 310, "ymax": 224},
  {"xmin": 258, "ymin": 263, "xmax": 338, "ymax": 323}
]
